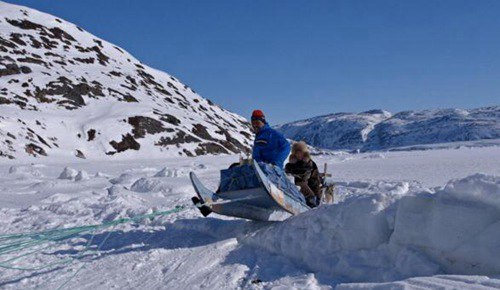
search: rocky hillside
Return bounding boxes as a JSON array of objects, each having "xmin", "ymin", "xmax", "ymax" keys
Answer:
[
  {"xmin": 276, "ymin": 106, "xmax": 500, "ymax": 151},
  {"xmin": 0, "ymin": 1, "xmax": 252, "ymax": 160}
]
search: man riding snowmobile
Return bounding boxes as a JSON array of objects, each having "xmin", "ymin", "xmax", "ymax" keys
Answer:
[
  {"xmin": 285, "ymin": 141, "xmax": 322, "ymax": 208},
  {"xmin": 250, "ymin": 110, "xmax": 290, "ymax": 169},
  {"xmin": 192, "ymin": 109, "xmax": 291, "ymax": 217}
]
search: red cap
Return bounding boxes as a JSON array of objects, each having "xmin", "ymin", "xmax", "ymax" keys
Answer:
[{"xmin": 251, "ymin": 110, "xmax": 265, "ymax": 118}]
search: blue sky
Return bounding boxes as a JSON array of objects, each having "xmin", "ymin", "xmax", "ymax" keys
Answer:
[{"xmin": 6, "ymin": 0, "xmax": 500, "ymax": 123}]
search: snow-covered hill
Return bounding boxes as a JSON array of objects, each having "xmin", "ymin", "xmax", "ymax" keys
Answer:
[
  {"xmin": 0, "ymin": 1, "xmax": 252, "ymax": 160},
  {"xmin": 276, "ymin": 106, "xmax": 500, "ymax": 151},
  {"xmin": 276, "ymin": 109, "xmax": 392, "ymax": 150}
]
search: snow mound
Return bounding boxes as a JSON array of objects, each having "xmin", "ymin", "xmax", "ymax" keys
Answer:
[
  {"xmin": 440, "ymin": 173, "xmax": 500, "ymax": 210},
  {"xmin": 391, "ymin": 174, "xmax": 500, "ymax": 275},
  {"xmin": 334, "ymin": 179, "xmax": 423, "ymax": 204},
  {"xmin": 95, "ymin": 171, "xmax": 110, "ymax": 178},
  {"xmin": 154, "ymin": 167, "xmax": 189, "ymax": 178},
  {"xmin": 109, "ymin": 172, "xmax": 136, "ymax": 185},
  {"xmin": 74, "ymin": 170, "xmax": 90, "ymax": 181},
  {"xmin": 57, "ymin": 166, "xmax": 78, "ymax": 180},
  {"xmin": 242, "ymin": 174, "xmax": 500, "ymax": 283},
  {"xmin": 8, "ymin": 165, "xmax": 43, "ymax": 178},
  {"xmin": 130, "ymin": 177, "xmax": 172, "ymax": 193}
]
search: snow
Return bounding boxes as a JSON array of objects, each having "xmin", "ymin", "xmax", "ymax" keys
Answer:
[
  {"xmin": 1, "ymin": 1, "xmax": 500, "ymax": 289},
  {"xmin": 0, "ymin": 146, "xmax": 499, "ymax": 289},
  {"xmin": 243, "ymin": 173, "xmax": 500, "ymax": 283},
  {"xmin": 276, "ymin": 107, "xmax": 500, "ymax": 151},
  {"xmin": 58, "ymin": 167, "xmax": 78, "ymax": 180}
]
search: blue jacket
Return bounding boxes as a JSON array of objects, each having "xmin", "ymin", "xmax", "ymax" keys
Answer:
[{"xmin": 252, "ymin": 124, "xmax": 290, "ymax": 168}]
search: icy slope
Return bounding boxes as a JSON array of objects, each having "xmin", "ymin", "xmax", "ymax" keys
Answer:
[
  {"xmin": 0, "ymin": 1, "xmax": 252, "ymax": 160},
  {"xmin": 276, "ymin": 106, "xmax": 500, "ymax": 151}
]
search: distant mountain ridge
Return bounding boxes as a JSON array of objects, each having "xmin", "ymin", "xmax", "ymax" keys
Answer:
[
  {"xmin": 276, "ymin": 106, "xmax": 500, "ymax": 151},
  {"xmin": 0, "ymin": 1, "xmax": 252, "ymax": 160}
]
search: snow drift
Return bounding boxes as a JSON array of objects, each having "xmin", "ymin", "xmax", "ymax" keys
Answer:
[
  {"xmin": 0, "ymin": 1, "xmax": 252, "ymax": 160},
  {"xmin": 241, "ymin": 174, "xmax": 500, "ymax": 283}
]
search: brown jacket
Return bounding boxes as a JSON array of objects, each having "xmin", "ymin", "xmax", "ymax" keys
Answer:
[{"xmin": 285, "ymin": 156, "xmax": 321, "ymax": 196}]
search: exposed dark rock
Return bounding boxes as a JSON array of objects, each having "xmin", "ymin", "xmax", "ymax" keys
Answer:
[
  {"xmin": 0, "ymin": 63, "xmax": 21, "ymax": 77},
  {"xmin": 167, "ymin": 82, "xmax": 178, "ymax": 90},
  {"xmin": 192, "ymin": 124, "xmax": 215, "ymax": 141},
  {"xmin": 109, "ymin": 71, "xmax": 122, "ymax": 77},
  {"xmin": 194, "ymin": 142, "xmax": 229, "ymax": 155},
  {"xmin": 123, "ymin": 94, "xmax": 138, "ymax": 102},
  {"xmin": 20, "ymin": 66, "xmax": 31, "ymax": 73},
  {"xmin": 107, "ymin": 88, "xmax": 137, "ymax": 102},
  {"xmin": 239, "ymin": 130, "xmax": 252, "ymax": 139},
  {"xmin": 128, "ymin": 116, "xmax": 167, "ymax": 138},
  {"xmin": 17, "ymin": 57, "xmax": 46, "ymax": 66},
  {"xmin": 34, "ymin": 77, "xmax": 104, "ymax": 108},
  {"xmin": 108, "ymin": 134, "xmax": 140, "ymax": 154},
  {"xmin": 0, "ymin": 36, "xmax": 18, "ymax": 50},
  {"xmin": 126, "ymin": 75, "xmax": 137, "ymax": 86},
  {"xmin": 36, "ymin": 134, "xmax": 51, "ymax": 148},
  {"xmin": 25, "ymin": 143, "xmax": 47, "ymax": 156},
  {"xmin": 10, "ymin": 33, "xmax": 27, "ymax": 46},
  {"xmin": 0, "ymin": 97, "xmax": 13, "ymax": 105},
  {"xmin": 6, "ymin": 19, "xmax": 45, "ymax": 30},
  {"xmin": 155, "ymin": 131, "xmax": 200, "ymax": 146},
  {"xmin": 87, "ymin": 129, "xmax": 96, "ymax": 141},
  {"xmin": 120, "ymin": 84, "xmax": 137, "ymax": 92},
  {"xmin": 0, "ymin": 150, "xmax": 15, "ymax": 159},
  {"xmin": 75, "ymin": 149, "xmax": 86, "ymax": 159},
  {"xmin": 74, "ymin": 57, "xmax": 94, "ymax": 64},
  {"xmin": 39, "ymin": 36, "xmax": 58, "ymax": 49},
  {"xmin": 91, "ymin": 46, "xmax": 109, "ymax": 65},
  {"xmin": 48, "ymin": 27, "xmax": 76, "ymax": 42},
  {"xmin": 113, "ymin": 46, "xmax": 124, "ymax": 53},
  {"xmin": 93, "ymin": 39, "xmax": 103, "ymax": 48},
  {"xmin": 157, "ymin": 113, "xmax": 180, "ymax": 126}
]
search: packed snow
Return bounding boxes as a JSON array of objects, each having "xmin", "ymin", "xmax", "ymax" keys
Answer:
[{"xmin": 0, "ymin": 145, "xmax": 499, "ymax": 289}]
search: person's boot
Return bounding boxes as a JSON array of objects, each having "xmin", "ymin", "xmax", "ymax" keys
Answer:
[
  {"xmin": 306, "ymin": 196, "xmax": 317, "ymax": 208},
  {"xmin": 191, "ymin": 196, "xmax": 212, "ymax": 217},
  {"xmin": 315, "ymin": 195, "xmax": 322, "ymax": 207}
]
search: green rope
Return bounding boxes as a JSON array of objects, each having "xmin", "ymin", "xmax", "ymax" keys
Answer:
[{"xmin": 0, "ymin": 205, "xmax": 187, "ymax": 273}]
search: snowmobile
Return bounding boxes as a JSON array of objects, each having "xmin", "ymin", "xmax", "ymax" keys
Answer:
[{"xmin": 190, "ymin": 160, "xmax": 311, "ymax": 221}]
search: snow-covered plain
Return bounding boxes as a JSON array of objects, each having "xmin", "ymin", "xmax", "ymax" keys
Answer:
[{"xmin": 0, "ymin": 145, "xmax": 499, "ymax": 289}]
